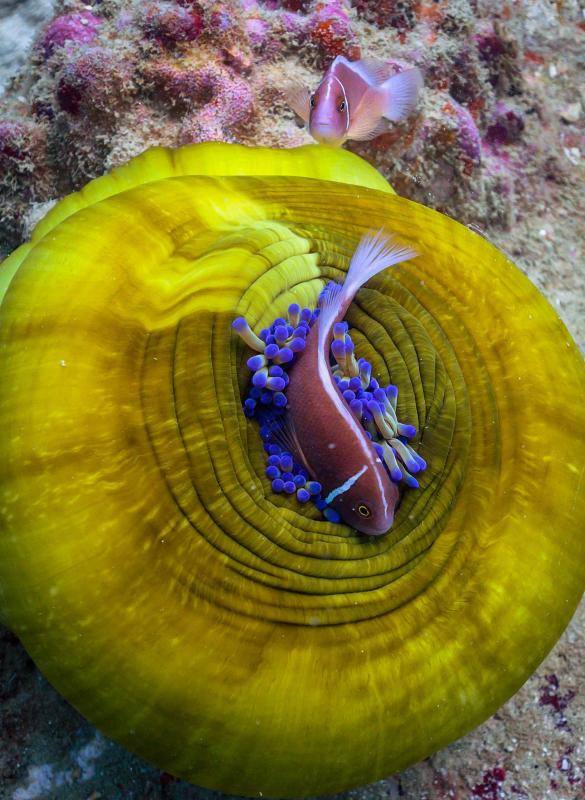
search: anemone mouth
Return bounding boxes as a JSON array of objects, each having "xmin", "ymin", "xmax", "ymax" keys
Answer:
[{"xmin": 0, "ymin": 150, "xmax": 583, "ymax": 798}]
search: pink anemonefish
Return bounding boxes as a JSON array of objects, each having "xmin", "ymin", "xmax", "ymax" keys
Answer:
[
  {"xmin": 286, "ymin": 56, "xmax": 423, "ymax": 147},
  {"xmin": 285, "ymin": 231, "xmax": 419, "ymax": 535}
]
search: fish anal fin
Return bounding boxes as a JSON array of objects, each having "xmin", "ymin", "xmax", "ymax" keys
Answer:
[{"xmin": 283, "ymin": 82, "xmax": 311, "ymax": 124}]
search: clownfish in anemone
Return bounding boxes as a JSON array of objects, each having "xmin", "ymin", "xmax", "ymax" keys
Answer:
[
  {"xmin": 285, "ymin": 56, "xmax": 423, "ymax": 146},
  {"xmin": 284, "ymin": 232, "xmax": 419, "ymax": 535},
  {"xmin": 234, "ymin": 231, "xmax": 423, "ymax": 536}
]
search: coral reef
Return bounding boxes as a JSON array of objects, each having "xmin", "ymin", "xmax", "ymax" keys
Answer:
[
  {"xmin": 0, "ymin": 0, "xmax": 583, "ymax": 258},
  {"xmin": 40, "ymin": 9, "xmax": 102, "ymax": 58}
]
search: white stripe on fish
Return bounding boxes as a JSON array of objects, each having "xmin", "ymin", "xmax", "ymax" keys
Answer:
[{"xmin": 325, "ymin": 465, "xmax": 368, "ymax": 505}]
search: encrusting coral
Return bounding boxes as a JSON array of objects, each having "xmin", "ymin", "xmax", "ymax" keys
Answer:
[{"xmin": 1, "ymin": 0, "xmax": 581, "ymax": 253}]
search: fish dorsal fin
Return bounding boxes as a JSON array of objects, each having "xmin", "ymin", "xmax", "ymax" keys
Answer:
[
  {"xmin": 349, "ymin": 57, "xmax": 395, "ymax": 86},
  {"xmin": 283, "ymin": 81, "xmax": 311, "ymax": 124},
  {"xmin": 317, "ymin": 282, "xmax": 344, "ymax": 352},
  {"xmin": 342, "ymin": 230, "xmax": 418, "ymax": 304},
  {"xmin": 346, "ymin": 87, "xmax": 387, "ymax": 140}
]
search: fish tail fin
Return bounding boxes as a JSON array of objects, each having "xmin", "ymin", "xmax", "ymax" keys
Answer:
[
  {"xmin": 342, "ymin": 229, "xmax": 418, "ymax": 303},
  {"xmin": 380, "ymin": 68, "xmax": 423, "ymax": 122}
]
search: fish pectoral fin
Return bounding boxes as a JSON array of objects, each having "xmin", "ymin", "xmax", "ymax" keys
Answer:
[
  {"xmin": 347, "ymin": 118, "xmax": 390, "ymax": 141},
  {"xmin": 283, "ymin": 82, "xmax": 311, "ymax": 124},
  {"xmin": 346, "ymin": 89, "xmax": 388, "ymax": 140},
  {"xmin": 270, "ymin": 413, "xmax": 311, "ymax": 473},
  {"xmin": 380, "ymin": 68, "xmax": 423, "ymax": 122}
]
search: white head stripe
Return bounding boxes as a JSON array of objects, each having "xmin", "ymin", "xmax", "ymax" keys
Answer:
[
  {"xmin": 330, "ymin": 75, "xmax": 350, "ymax": 132},
  {"xmin": 325, "ymin": 465, "xmax": 368, "ymax": 505}
]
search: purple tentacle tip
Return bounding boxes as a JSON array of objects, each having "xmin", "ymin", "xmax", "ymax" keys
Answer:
[
  {"xmin": 290, "ymin": 337, "xmax": 306, "ymax": 352},
  {"xmin": 331, "ymin": 339, "xmax": 346, "ymax": 359},
  {"xmin": 252, "ymin": 371, "xmax": 268, "ymax": 388},
  {"xmin": 276, "ymin": 347, "xmax": 294, "ymax": 364}
]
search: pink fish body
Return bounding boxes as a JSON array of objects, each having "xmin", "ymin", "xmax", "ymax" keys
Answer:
[
  {"xmin": 285, "ymin": 232, "xmax": 418, "ymax": 535},
  {"xmin": 286, "ymin": 56, "xmax": 423, "ymax": 146}
]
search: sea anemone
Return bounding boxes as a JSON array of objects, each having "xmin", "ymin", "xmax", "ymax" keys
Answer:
[{"xmin": 0, "ymin": 143, "xmax": 583, "ymax": 798}]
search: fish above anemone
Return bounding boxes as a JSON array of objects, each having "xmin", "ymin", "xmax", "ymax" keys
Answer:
[
  {"xmin": 0, "ymin": 143, "xmax": 584, "ymax": 798},
  {"xmin": 285, "ymin": 56, "xmax": 423, "ymax": 146}
]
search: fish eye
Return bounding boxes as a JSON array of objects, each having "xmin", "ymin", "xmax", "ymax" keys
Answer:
[
  {"xmin": 338, "ymin": 101, "xmax": 346, "ymax": 112},
  {"xmin": 310, "ymin": 95, "xmax": 315, "ymax": 108},
  {"xmin": 357, "ymin": 504, "xmax": 371, "ymax": 518}
]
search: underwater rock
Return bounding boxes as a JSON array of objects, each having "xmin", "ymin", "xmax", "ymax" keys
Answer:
[
  {"xmin": 353, "ymin": 0, "xmax": 418, "ymax": 32},
  {"xmin": 308, "ymin": 1, "xmax": 359, "ymax": 62},
  {"xmin": 39, "ymin": 10, "xmax": 102, "ymax": 59},
  {"xmin": 178, "ymin": 64, "xmax": 255, "ymax": 142},
  {"xmin": 141, "ymin": 1, "xmax": 204, "ymax": 47},
  {"xmin": 55, "ymin": 46, "xmax": 135, "ymax": 117},
  {"xmin": 485, "ymin": 100, "xmax": 525, "ymax": 146},
  {"xmin": 0, "ymin": 118, "xmax": 53, "ymax": 252},
  {"xmin": 0, "ymin": 0, "xmax": 565, "ymax": 247}
]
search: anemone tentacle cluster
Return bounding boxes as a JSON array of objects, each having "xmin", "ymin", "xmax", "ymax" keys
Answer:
[{"xmin": 233, "ymin": 291, "xmax": 427, "ymax": 522}]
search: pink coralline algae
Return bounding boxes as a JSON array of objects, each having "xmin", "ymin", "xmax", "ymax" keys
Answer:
[
  {"xmin": 538, "ymin": 673, "xmax": 576, "ymax": 729},
  {"xmin": 143, "ymin": 61, "xmax": 210, "ymax": 110},
  {"xmin": 309, "ymin": 2, "xmax": 359, "ymax": 61},
  {"xmin": 55, "ymin": 48, "xmax": 134, "ymax": 117},
  {"xmin": 142, "ymin": 2, "xmax": 204, "ymax": 47},
  {"xmin": 471, "ymin": 767, "xmax": 507, "ymax": 799},
  {"xmin": 40, "ymin": 11, "xmax": 102, "ymax": 59},
  {"xmin": 245, "ymin": 15, "xmax": 268, "ymax": 47},
  {"xmin": 179, "ymin": 65, "xmax": 255, "ymax": 143},
  {"xmin": 485, "ymin": 101, "xmax": 525, "ymax": 146},
  {"xmin": 448, "ymin": 99, "xmax": 482, "ymax": 166},
  {"xmin": 474, "ymin": 23, "xmax": 523, "ymax": 96}
]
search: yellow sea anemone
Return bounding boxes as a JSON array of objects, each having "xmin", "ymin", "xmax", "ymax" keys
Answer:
[{"xmin": 0, "ymin": 143, "xmax": 583, "ymax": 798}]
